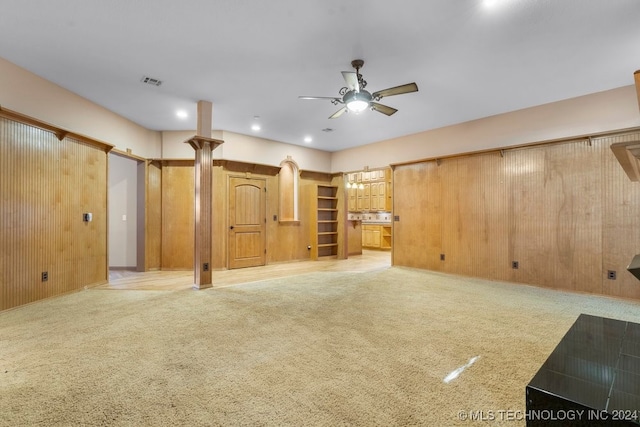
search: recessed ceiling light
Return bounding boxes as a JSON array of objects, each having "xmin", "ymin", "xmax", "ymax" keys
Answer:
[
  {"xmin": 483, "ymin": 0, "xmax": 499, "ymax": 8},
  {"xmin": 304, "ymin": 136, "xmax": 312, "ymax": 143},
  {"xmin": 251, "ymin": 124, "xmax": 261, "ymax": 131},
  {"xmin": 176, "ymin": 110, "xmax": 188, "ymax": 119}
]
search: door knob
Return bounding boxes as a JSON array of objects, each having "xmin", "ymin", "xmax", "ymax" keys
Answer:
[{"xmin": 229, "ymin": 226, "xmax": 234, "ymax": 230}]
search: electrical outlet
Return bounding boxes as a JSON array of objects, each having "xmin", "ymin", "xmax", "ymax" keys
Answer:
[
  {"xmin": 203, "ymin": 263, "xmax": 209, "ymax": 272},
  {"xmin": 440, "ymin": 254, "xmax": 445, "ymax": 261},
  {"xmin": 607, "ymin": 270, "xmax": 616, "ymax": 280},
  {"xmin": 41, "ymin": 271, "xmax": 48, "ymax": 282},
  {"xmin": 512, "ymin": 261, "xmax": 519, "ymax": 269}
]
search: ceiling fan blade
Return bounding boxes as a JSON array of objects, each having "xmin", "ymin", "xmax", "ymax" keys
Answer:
[
  {"xmin": 341, "ymin": 71, "xmax": 359, "ymax": 92},
  {"xmin": 372, "ymin": 82, "xmax": 418, "ymax": 99},
  {"xmin": 329, "ymin": 106, "xmax": 348, "ymax": 119},
  {"xmin": 370, "ymin": 102, "xmax": 398, "ymax": 116},
  {"xmin": 299, "ymin": 96, "xmax": 342, "ymax": 102}
]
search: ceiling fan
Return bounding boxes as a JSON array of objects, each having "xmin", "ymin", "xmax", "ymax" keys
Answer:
[{"xmin": 299, "ymin": 59, "xmax": 418, "ymax": 119}]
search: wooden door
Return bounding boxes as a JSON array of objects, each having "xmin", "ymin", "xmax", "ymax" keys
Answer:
[{"xmin": 228, "ymin": 177, "xmax": 266, "ymax": 269}]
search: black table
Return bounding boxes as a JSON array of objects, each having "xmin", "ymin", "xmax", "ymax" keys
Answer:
[{"xmin": 526, "ymin": 314, "xmax": 640, "ymax": 426}]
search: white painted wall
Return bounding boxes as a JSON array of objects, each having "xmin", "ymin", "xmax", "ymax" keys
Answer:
[{"xmin": 108, "ymin": 154, "xmax": 138, "ymax": 268}]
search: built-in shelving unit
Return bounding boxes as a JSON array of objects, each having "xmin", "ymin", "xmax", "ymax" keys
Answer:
[
  {"xmin": 306, "ymin": 184, "xmax": 347, "ymax": 259},
  {"xmin": 381, "ymin": 225, "xmax": 392, "ymax": 249},
  {"xmin": 315, "ymin": 185, "xmax": 339, "ymax": 258}
]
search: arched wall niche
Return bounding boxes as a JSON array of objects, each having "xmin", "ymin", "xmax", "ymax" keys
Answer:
[{"xmin": 278, "ymin": 156, "xmax": 300, "ymax": 222}]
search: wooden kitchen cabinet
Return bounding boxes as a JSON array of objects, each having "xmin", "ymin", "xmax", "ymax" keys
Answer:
[
  {"xmin": 348, "ymin": 186, "xmax": 357, "ymax": 211},
  {"xmin": 381, "ymin": 225, "xmax": 392, "ymax": 249},
  {"xmin": 362, "ymin": 224, "xmax": 391, "ymax": 249},
  {"xmin": 370, "ymin": 182, "xmax": 386, "ymax": 211},
  {"xmin": 347, "ymin": 167, "xmax": 391, "ymax": 213},
  {"xmin": 357, "ymin": 183, "xmax": 370, "ymax": 211}
]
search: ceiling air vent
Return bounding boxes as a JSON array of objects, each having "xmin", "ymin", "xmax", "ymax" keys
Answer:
[{"xmin": 141, "ymin": 76, "xmax": 162, "ymax": 86}]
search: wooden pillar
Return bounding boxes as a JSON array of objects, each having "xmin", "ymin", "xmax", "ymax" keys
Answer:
[
  {"xmin": 635, "ymin": 70, "xmax": 640, "ymax": 114},
  {"xmin": 185, "ymin": 101, "xmax": 223, "ymax": 289}
]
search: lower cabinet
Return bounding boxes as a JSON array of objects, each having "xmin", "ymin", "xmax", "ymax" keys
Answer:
[{"xmin": 362, "ymin": 224, "xmax": 392, "ymax": 249}]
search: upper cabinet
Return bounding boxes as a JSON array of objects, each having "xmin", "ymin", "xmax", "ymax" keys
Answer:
[{"xmin": 346, "ymin": 168, "xmax": 391, "ymax": 212}]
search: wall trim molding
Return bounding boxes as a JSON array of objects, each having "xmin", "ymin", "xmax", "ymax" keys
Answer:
[
  {"xmin": 390, "ymin": 126, "xmax": 640, "ymax": 168},
  {"xmin": 0, "ymin": 105, "xmax": 115, "ymax": 153}
]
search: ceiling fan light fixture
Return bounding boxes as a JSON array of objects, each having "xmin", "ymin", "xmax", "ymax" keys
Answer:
[
  {"xmin": 299, "ymin": 59, "xmax": 417, "ymax": 119},
  {"xmin": 344, "ymin": 90, "xmax": 372, "ymax": 113},
  {"xmin": 347, "ymin": 100, "xmax": 369, "ymax": 113}
]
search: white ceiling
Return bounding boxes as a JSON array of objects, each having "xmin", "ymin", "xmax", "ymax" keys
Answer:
[{"xmin": 1, "ymin": 0, "xmax": 639, "ymax": 152}]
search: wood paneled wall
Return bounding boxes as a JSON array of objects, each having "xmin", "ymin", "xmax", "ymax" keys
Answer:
[
  {"xmin": 160, "ymin": 161, "xmax": 194, "ymax": 270},
  {"xmin": 148, "ymin": 159, "xmax": 324, "ymax": 271},
  {"xmin": 602, "ymin": 133, "xmax": 640, "ymax": 299},
  {"xmin": 211, "ymin": 165, "xmax": 227, "ymax": 270},
  {"xmin": 273, "ymin": 173, "xmax": 335, "ymax": 263},
  {"xmin": 0, "ymin": 117, "xmax": 108, "ymax": 310},
  {"xmin": 393, "ymin": 133, "xmax": 640, "ymax": 300},
  {"xmin": 146, "ymin": 161, "xmax": 162, "ymax": 270},
  {"xmin": 220, "ymin": 166, "xmax": 329, "ymax": 266}
]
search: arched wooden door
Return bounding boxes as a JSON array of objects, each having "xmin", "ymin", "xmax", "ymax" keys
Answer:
[{"xmin": 228, "ymin": 177, "xmax": 266, "ymax": 269}]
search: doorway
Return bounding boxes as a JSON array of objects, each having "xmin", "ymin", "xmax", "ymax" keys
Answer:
[{"xmin": 108, "ymin": 153, "xmax": 145, "ymax": 276}]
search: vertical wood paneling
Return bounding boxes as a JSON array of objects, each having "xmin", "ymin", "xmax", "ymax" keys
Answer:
[
  {"xmin": 393, "ymin": 163, "xmax": 435, "ymax": 268},
  {"xmin": 192, "ymin": 139, "xmax": 215, "ymax": 287},
  {"xmin": 331, "ymin": 174, "xmax": 347, "ymax": 260},
  {"xmin": 161, "ymin": 162, "xmax": 194, "ymax": 270},
  {"xmin": 1, "ymin": 118, "xmax": 107, "ymax": 310},
  {"xmin": 602, "ymin": 133, "xmax": 640, "ymax": 299},
  {"xmin": 457, "ymin": 154, "xmax": 509, "ymax": 281},
  {"xmin": 508, "ymin": 148, "xmax": 547, "ymax": 286},
  {"xmin": 136, "ymin": 161, "xmax": 146, "ymax": 271},
  {"xmin": 440, "ymin": 159, "xmax": 462, "ymax": 275},
  {"xmin": 393, "ymin": 132, "xmax": 640, "ymax": 300},
  {"xmin": 146, "ymin": 161, "xmax": 162, "ymax": 270},
  {"xmin": 508, "ymin": 141, "xmax": 603, "ymax": 293},
  {"xmin": 0, "ymin": 118, "xmax": 4, "ymax": 310},
  {"xmin": 211, "ymin": 165, "xmax": 227, "ymax": 269},
  {"xmin": 279, "ymin": 164, "xmax": 295, "ymax": 221},
  {"xmin": 393, "ymin": 161, "xmax": 445, "ymax": 270}
]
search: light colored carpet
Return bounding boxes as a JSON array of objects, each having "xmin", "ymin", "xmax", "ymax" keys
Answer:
[{"xmin": 2, "ymin": 267, "xmax": 640, "ymax": 426}]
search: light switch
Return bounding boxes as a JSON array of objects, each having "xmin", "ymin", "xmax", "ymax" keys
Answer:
[{"xmin": 122, "ymin": 214, "xmax": 127, "ymax": 221}]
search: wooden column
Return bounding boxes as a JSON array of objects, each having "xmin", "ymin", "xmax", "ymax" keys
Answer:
[
  {"xmin": 185, "ymin": 101, "xmax": 223, "ymax": 289},
  {"xmin": 635, "ymin": 70, "xmax": 640, "ymax": 114}
]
